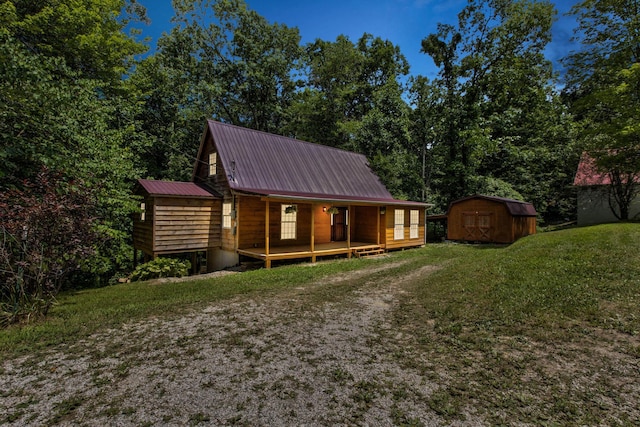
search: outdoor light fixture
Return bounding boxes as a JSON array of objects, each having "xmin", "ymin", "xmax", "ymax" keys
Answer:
[{"xmin": 322, "ymin": 206, "xmax": 327, "ymax": 212}]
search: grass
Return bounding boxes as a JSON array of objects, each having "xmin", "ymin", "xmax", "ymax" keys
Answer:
[
  {"xmin": 1, "ymin": 222, "xmax": 639, "ymax": 425},
  {"xmin": 392, "ymin": 222, "xmax": 640, "ymax": 424},
  {"xmin": 0, "ymin": 258, "xmax": 372, "ymax": 358},
  {"xmin": 402, "ymin": 222, "xmax": 640, "ymax": 335}
]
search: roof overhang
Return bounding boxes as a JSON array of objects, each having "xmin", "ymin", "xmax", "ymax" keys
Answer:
[
  {"xmin": 137, "ymin": 179, "xmax": 220, "ymax": 199},
  {"xmin": 233, "ymin": 189, "xmax": 431, "ymax": 208}
]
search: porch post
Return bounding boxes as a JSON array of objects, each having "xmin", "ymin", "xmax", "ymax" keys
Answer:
[
  {"xmin": 347, "ymin": 204, "xmax": 352, "ymax": 258},
  {"xmin": 311, "ymin": 203, "xmax": 316, "ymax": 263},
  {"xmin": 377, "ymin": 206, "xmax": 381, "ymax": 245},
  {"xmin": 265, "ymin": 199, "xmax": 271, "ymax": 269}
]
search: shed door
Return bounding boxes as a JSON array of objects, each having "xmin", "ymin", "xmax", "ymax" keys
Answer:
[{"xmin": 462, "ymin": 211, "xmax": 493, "ymax": 242}]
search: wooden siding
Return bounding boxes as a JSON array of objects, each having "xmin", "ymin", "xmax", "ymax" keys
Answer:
[
  {"xmin": 448, "ymin": 198, "xmax": 535, "ymax": 243},
  {"xmin": 151, "ymin": 197, "xmax": 221, "ymax": 254},
  {"xmin": 314, "ymin": 204, "xmax": 332, "ymax": 244},
  {"xmin": 220, "ymin": 197, "xmax": 235, "ymax": 251},
  {"xmin": 237, "ymin": 196, "xmax": 266, "ymax": 249},
  {"xmin": 383, "ymin": 206, "xmax": 425, "ymax": 250},
  {"xmin": 352, "ymin": 205, "xmax": 378, "ymax": 243}
]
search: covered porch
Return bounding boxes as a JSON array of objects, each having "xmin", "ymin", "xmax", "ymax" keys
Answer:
[{"xmin": 234, "ymin": 195, "xmax": 385, "ymax": 268}]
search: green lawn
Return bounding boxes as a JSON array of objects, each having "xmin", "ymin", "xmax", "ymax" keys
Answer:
[
  {"xmin": 2, "ymin": 223, "xmax": 639, "ymax": 425},
  {"xmin": 2, "ymin": 223, "xmax": 639, "ymax": 357}
]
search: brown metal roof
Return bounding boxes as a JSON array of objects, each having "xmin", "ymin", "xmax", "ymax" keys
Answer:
[
  {"xmin": 449, "ymin": 194, "xmax": 537, "ymax": 217},
  {"xmin": 206, "ymin": 120, "xmax": 426, "ymax": 206},
  {"xmin": 138, "ymin": 179, "xmax": 218, "ymax": 198}
]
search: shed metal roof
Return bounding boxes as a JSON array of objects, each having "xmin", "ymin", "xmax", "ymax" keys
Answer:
[
  {"xmin": 138, "ymin": 179, "xmax": 218, "ymax": 198},
  {"xmin": 449, "ymin": 194, "xmax": 537, "ymax": 217},
  {"xmin": 205, "ymin": 120, "xmax": 427, "ymax": 206}
]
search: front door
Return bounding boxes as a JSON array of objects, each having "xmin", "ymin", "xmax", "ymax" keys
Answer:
[{"xmin": 331, "ymin": 207, "xmax": 347, "ymax": 241}]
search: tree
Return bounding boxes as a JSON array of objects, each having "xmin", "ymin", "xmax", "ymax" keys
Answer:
[
  {"xmin": 289, "ymin": 34, "xmax": 410, "ymax": 149},
  {"xmin": 288, "ymin": 33, "xmax": 419, "ymax": 198},
  {"xmin": 0, "ymin": 169, "xmax": 98, "ymax": 325},
  {"xmin": 133, "ymin": 0, "xmax": 304, "ymax": 180},
  {"xmin": 564, "ymin": 0, "xmax": 640, "ymax": 220},
  {"xmin": 415, "ymin": 0, "xmax": 579, "ymax": 221},
  {"xmin": 1, "ymin": 0, "xmax": 148, "ymax": 285}
]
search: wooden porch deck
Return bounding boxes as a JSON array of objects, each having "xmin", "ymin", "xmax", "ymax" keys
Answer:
[{"xmin": 237, "ymin": 242, "xmax": 383, "ymax": 267}]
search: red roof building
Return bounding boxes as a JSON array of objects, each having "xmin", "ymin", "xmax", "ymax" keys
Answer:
[{"xmin": 573, "ymin": 152, "xmax": 640, "ymax": 226}]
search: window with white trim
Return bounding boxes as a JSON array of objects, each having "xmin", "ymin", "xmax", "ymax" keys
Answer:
[
  {"xmin": 394, "ymin": 209, "xmax": 405, "ymax": 240},
  {"xmin": 410, "ymin": 210, "xmax": 419, "ymax": 239},
  {"xmin": 281, "ymin": 204, "xmax": 297, "ymax": 240},
  {"xmin": 222, "ymin": 202, "xmax": 232, "ymax": 229},
  {"xmin": 209, "ymin": 152, "xmax": 217, "ymax": 176},
  {"xmin": 140, "ymin": 202, "xmax": 146, "ymax": 222}
]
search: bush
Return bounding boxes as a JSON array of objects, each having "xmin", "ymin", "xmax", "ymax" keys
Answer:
[
  {"xmin": 130, "ymin": 257, "xmax": 191, "ymax": 282},
  {"xmin": 0, "ymin": 168, "xmax": 98, "ymax": 327}
]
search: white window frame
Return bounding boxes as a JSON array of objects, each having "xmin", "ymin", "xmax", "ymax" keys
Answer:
[
  {"xmin": 209, "ymin": 152, "xmax": 217, "ymax": 176},
  {"xmin": 222, "ymin": 202, "xmax": 232, "ymax": 229},
  {"xmin": 410, "ymin": 210, "xmax": 419, "ymax": 239},
  {"xmin": 394, "ymin": 209, "xmax": 405, "ymax": 240},
  {"xmin": 140, "ymin": 202, "xmax": 146, "ymax": 222},
  {"xmin": 281, "ymin": 204, "xmax": 297, "ymax": 240}
]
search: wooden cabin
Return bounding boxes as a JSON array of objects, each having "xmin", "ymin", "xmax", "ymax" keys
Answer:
[
  {"xmin": 133, "ymin": 120, "xmax": 430, "ymax": 271},
  {"xmin": 446, "ymin": 195, "xmax": 537, "ymax": 243}
]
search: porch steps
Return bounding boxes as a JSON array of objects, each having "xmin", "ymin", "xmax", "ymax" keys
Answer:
[{"xmin": 353, "ymin": 246, "xmax": 386, "ymax": 259}]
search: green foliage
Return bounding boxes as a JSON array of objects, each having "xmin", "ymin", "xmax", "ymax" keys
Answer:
[
  {"xmin": 5, "ymin": 0, "xmax": 147, "ymax": 91},
  {"xmin": 130, "ymin": 257, "xmax": 192, "ymax": 282},
  {"xmin": 0, "ymin": 1, "xmax": 147, "ymax": 285},
  {"xmin": 132, "ymin": 0, "xmax": 303, "ymax": 180},
  {"xmin": 415, "ymin": 0, "xmax": 580, "ymax": 221},
  {"xmin": 0, "ymin": 168, "xmax": 99, "ymax": 327},
  {"xmin": 564, "ymin": 0, "xmax": 640, "ymax": 220},
  {"xmin": 469, "ymin": 176, "xmax": 524, "ymax": 200}
]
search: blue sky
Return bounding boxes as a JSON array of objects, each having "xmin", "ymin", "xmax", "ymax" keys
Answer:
[{"xmin": 135, "ymin": 0, "xmax": 580, "ymax": 78}]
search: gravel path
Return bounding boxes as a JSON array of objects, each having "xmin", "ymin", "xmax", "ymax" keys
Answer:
[{"xmin": 1, "ymin": 262, "xmax": 455, "ymax": 426}]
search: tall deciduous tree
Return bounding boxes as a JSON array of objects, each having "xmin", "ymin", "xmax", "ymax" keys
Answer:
[
  {"xmin": 415, "ymin": 0, "xmax": 579, "ymax": 221},
  {"xmin": 564, "ymin": 0, "xmax": 640, "ymax": 220},
  {"xmin": 1, "ymin": 0, "xmax": 148, "ymax": 288},
  {"xmin": 133, "ymin": 0, "xmax": 304, "ymax": 180},
  {"xmin": 288, "ymin": 34, "xmax": 420, "ymax": 199}
]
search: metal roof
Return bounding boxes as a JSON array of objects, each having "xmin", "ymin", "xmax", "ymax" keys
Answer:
[
  {"xmin": 573, "ymin": 153, "xmax": 610, "ymax": 186},
  {"xmin": 138, "ymin": 179, "xmax": 218, "ymax": 198},
  {"xmin": 206, "ymin": 120, "xmax": 427, "ymax": 206},
  {"xmin": 574, "ymin": 152, "xmax": 640, "ymax": 186},
  {"xmin": 449, "ymin": 194, "xmax": 537, "ymax": 217}
]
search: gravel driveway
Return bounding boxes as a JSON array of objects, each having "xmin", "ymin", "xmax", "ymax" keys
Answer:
[{"xmin": 1, "ymin": 262, "xmax": 456, "ymax": 426}]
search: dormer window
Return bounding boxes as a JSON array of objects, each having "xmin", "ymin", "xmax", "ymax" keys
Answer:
[{"xmin": 209, "ymin": 152, "xmax": 217, "ymax": 176}]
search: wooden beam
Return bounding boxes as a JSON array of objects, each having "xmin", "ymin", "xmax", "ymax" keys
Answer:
[
  {"xmin": 377, "ymin": 206, "xmax": 381, "ymax": 245},
  {"xmin": 311, "ymin": 203, "xmax": 316, "ymax": 263},
  {"xmin": 265, "ymin": 199, "xmax": 270, "ymax": 268},
  {"xmin": 347, "ymin": 205, "xmax": 352, "ymax": 258}
]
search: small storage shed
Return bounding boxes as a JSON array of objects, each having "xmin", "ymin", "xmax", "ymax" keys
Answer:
[
  {"xmin": 133, "ymin": 179, "xmax": 221, "ymax": 271},
  {"xmin": 447, "ymin": 195, "xmax": 537, "ymax": 243}
]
